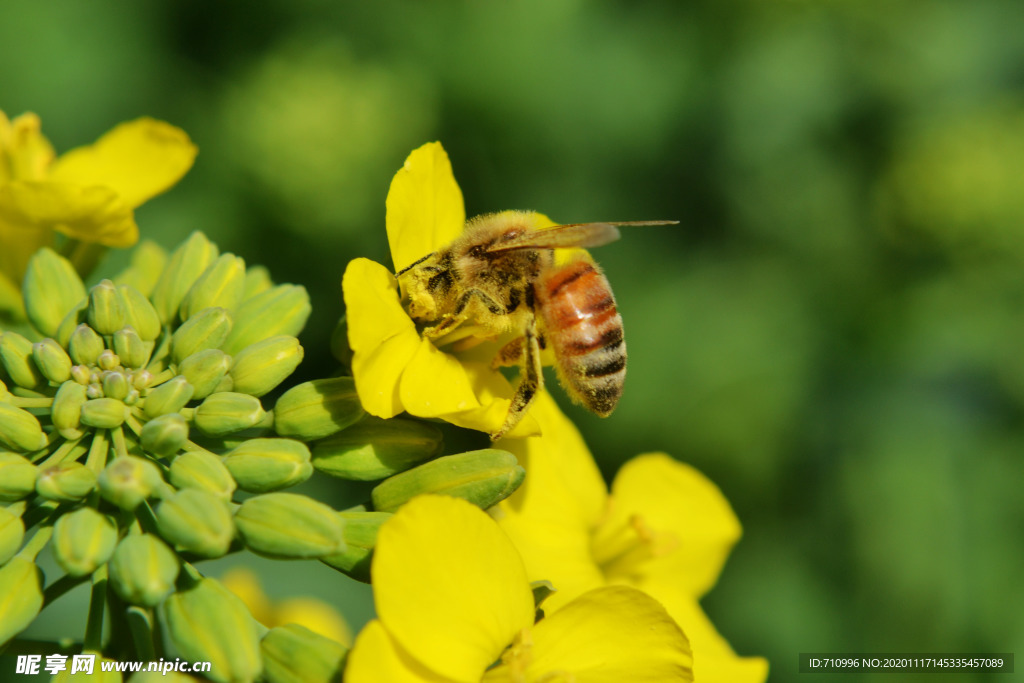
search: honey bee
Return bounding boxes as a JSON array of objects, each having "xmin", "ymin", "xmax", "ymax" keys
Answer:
[{"xmin": 398, "ymin": 211, "xmax": 676, "ymax": 440}]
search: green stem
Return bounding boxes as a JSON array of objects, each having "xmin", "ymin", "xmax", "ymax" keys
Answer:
[
  {"xmin": 10, "ymin": 396, "xmax": 54, "ymax": 409},
  {"xmin": 43, "ymin": 574, "xmax": 91, "ymax": 608},
  {"xmin": 111, "ymin": 426, "xmax": 129, "ymax": 459},
  {"xmin": 4, "ymin": 500, "xmax": 28, "ymax": 517},
  {"xmin": 37, "ymin": 434, "xmax": 88, "ymax": 469},
  {"xmin": 126, "ymin": 607, "xmax": 157, "ymax": 661},
  {"xmin": 125, "ymin": 409, "xmax": 146, "ymax": 436},
  {"xmin": 84, "ymin": 429, "xmax": 109, "ymax": 472},
  {"xmin": 17, "ymin": 524, "xmax": 54, "ymax": 562},
  {"xmin": 135, "ymin": 501, "xmax": 161, "ymax": 535},
  {"xmin": 83, "ymin": 565, "xmax": 108, "ymax": 652}
]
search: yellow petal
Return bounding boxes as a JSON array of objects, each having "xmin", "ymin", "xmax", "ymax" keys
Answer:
[
  {"xmin": 386, "ymin": 142, "xmax": 465, "ymax": 273},
  {"xmin": 634, "ymin": 591, "xmax": 768, "ymax": 683},
  {"xmin": 0, "ymin": 112, "xmax": 56, "ymax": 183},
  {"xmin": 499, "ymin": 586, "xmax": 694, "ymax": 683},
  {"xmin": 219, "ymin": 568, "xmax": 273, "ymax": 626},
  {"xmin": 494, "ymin": 510, "xmax": 603, "ymax": 615},
  {"xmin": 399, "ymin": 339, "xmax": 481, "ymax": 416},
  {"xmin": 0, "ymin": 181, "xmax": 137, "ymax": 247},
  {"xmin": 500, "ymin": 392, "xmax": 607, "ymax": 526},
  {"xmin": 440, "ymin": 361, "xmax": 541, "ymax": 437},
  {"xmin": 49, "ymin": 118, "xmax": 197, "ymax": 209},
  {"xmin": 343, "ymin": 258, "xmax": 421, "ymax": 417},
  {"xmin": 373, "ymin": 496, "xmax": 534, "ymax": 682},
  {"xmin": 609, "ymin": 454, "xmax": 742, "ymax": 597},
  {"xmin": 346, "ymin": 620, "xmax": 458, "ymax": 683},
  {"xmin": 0, "ymin": 267, "xmax": 25, "ymax": 317},
  {"xmin": 275, "ymin": 598, "xmax": 352, "ymax": 647},
  {"xmin": 0, "ymin": 216, "xmax": 54, "ymax": 285}
]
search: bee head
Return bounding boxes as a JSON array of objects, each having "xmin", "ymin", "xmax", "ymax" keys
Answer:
[{"xmin": 396, "ymin": 252, "xmax": 444, "ymax": 322}]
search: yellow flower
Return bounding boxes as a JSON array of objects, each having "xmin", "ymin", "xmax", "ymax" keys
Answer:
[
  {"xmin": 220, "ymin": 567, "xmax": 352, "ymax": 646},
  {"xmin": 0, "ymin": 111, "xmax": 196, "ymax": 300},
  {"xmin": 343, "ymin": 142, "xmax": 541, "ymax": 438},
  {"xmin": 346, "ymin": 495, "xmax": 693, "ymax": 682},
  {"xmin": 495, "ymin": 392, "xmax": 769, "ymax": 683}
]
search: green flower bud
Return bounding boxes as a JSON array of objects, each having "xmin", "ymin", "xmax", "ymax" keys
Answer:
[
  {"xmin": 169, "ymin": 449, "xmax": 237, "ymax": 501},
  {"xmin": 222, "ymin": 438, "xmax": 312, "ymax": 493},
  {"xmin": 0, "ymin": 557, "xmax": 44, "ymax": 647},
  {"xmin": 260, "ymin": 623, "xmax": 347, "ymax": 683},
  {"xmin": 178, "ymin": 348, "xmax": 231, "ymax": 400},
  {"xmin": 180, "ymin": 253, "xmax": 247, "ymax": 320},
  {"xmin": 370, "ymin": 449, "xmax": 525, "ymax": 513},
  {"xmin": 51, "ymin": 380, "xmax": 88, "ymax": 439},
  {"xmin": 151, "ymin": 231, "xmax": 220, "ymax": 324},
  {"xmin": 311, "ymin": 416, "xmax": 442, "ymax": 481},
  {"xmin": 98, "ymin": 455, "xmax": 166, "ymax": 510},
  {"xmin": 0, "ymin": 507, "xmax": 25, "ymax": 565},
  {"xmin": 102, "ymin": 370, "xmax": 131, "ymax": 400},
  {"xmin": 321, "ymin": 511, "xmax": 391, "ymax": 583},
  {"xmin": 113, "ymin": 239, "xmax": 167, "ymax": 297},
  {"xmin": 194, "ymin": 392, "xmax": 265, "ymax": 437},
  {"xmin": 0, "ymin": 404, "xmax": 47, "ymax": 453},
  {"xmin": 36, "ymin": 461, "xmax": 98, "ymax": 502},
  {"xmin": 229, "ymin": 336, "xmax": 303, "ymax": 397},
  {"xmin": 80, "ymin": 397, "xmax": 127, "ymax": 429},
  {"xmin": 119, "ymin": 284, "xmax": 163, "ymax": 341},
  {"xmin": 243, "ymin": 265, "xmax": 273, "ymax": 300},
  {"xmin": 0, "ymin": 453, "xmax": 39, "ymax": 502},
  {"xmin": 162, "ymin": 577, "xmax": 262, "ymax": 683},
  {"xmin": 54, "ymin": 299, "xmax": 89, "ymax": 349},
  {"xmin": 96, "ymin": 348, "xmax": 120, "ymax": 371},
  {"xmin": 157, "ymin": 489, "xmax": 234, "ymax": 557},
  {"xmin": 87, "ymin": 279, "xmax": 127, "ymax": 335},
  {"xmin": 143, "ymin": 375, "xmax": 195, "ymax": 418},
  {"xmin": 171, "ymin": 307, "xmax": 233, "ymax": 364},
  {"xmin": 141, "ymin": 413, "xmax": 190, "ymax": 456},
  {"xmin": 273, "ymin": 378, "xmax": 363, "ymax": 440},
  {"xmin": 222, "ymin": 284, "xmax": 311, "ymax": 355},
  {"xmin": 68, "ymin": 323, "xmax": 105, "ymax": 366},
  {"xmin": 52, "ymin": 506, "xmax": 118, "ymax": 576},
  {"xmin": 50, "ymin": 651, "xmax": 123, "ymax": 682},
  {"xmin": 68, "ymin": 325, "xmax": 103, "ymax": 368},
  {"xmin": 32, "ymin": 338, "xmax": 72, "ymax": 384},
  {"xmin": 23, "ymin": 248, "xmax": 87, "ymax": 338},
  {"xmin": 113, "ymin": 326, "xmax": 151, "ymax": 369},
  {"xmin": 108, "ymin": 533, "xmax": 179, "ymax": 606},
  {"xmin": 127, "ymin": 673, "xmax": 200, "ymax": 683},
  {"xmin": 234, "ymin": 493, "xmax": 344, "ymax": 559},
  {"xmin": 0, "ymin": 331, "xmax": 44, "ymax": 389}
]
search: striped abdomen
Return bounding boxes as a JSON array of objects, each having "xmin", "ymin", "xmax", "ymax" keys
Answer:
[{"xmin": 535, "ymin": 259, "xmax": 626, "ymax": 415}]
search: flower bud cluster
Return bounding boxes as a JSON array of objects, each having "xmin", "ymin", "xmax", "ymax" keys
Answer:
[
  {"xmin": 0, "ymin": 231, "xmax": 530, "ymax": 679},
  {"xmin": 0, "ymin": 233, "xmax": 327, "ymax": 650}
]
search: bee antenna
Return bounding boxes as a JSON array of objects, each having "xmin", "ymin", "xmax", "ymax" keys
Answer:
[{"xmin": 396, "ymin": 253, "xmax": 435, "ymax": 276}]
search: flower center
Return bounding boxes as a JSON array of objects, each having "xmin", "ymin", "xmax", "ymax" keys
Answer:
[{"xmin": 589, "ymin": 508, "xmax": 680, "ymax": 582}]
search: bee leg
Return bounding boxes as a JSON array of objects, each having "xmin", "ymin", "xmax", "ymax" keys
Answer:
[
  {"xmin": 422, "ymin": 289, "xmax": 506, "ymax": 340},
  {"xmin": 422, "ymin": 314, "xmax": 466, "ymax": 339},
  {"xmin": 492, "ymin": 337, "xmax": 524, "ymax": 369},
  {"xmin": 454, "ymin": 288, "xmax": 505, "ymax": 316},
  {"xmin": 491, "ymin": 322, "xmax": 542, "ymax": 441}
]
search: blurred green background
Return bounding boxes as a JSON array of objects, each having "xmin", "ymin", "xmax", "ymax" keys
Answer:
[{"xmin": 4, "ymin": 0, "xmax": 1023, "ymax": 680}]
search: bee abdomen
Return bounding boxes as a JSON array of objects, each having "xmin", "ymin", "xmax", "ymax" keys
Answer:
[{"xmin": 537, "ymin": 260, "xmax": 626, "ymax": 416}]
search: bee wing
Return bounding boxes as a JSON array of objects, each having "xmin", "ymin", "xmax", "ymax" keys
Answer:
[{"xmin": 485, "ymin": 221, "xmax": 677, "ymax": 253}]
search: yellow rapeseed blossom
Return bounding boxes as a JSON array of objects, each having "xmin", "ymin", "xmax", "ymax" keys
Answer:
[
  {"xmin": 343, "ymin": 142, "xmax": 541, "ymax": 437},
  {"xmin": 345, "ymin": 495, "xmax": 694, "ymax": 682},
  {"xmin": 0, "ymin": 111, "xmax": 196, "ymax": 308},
  {"xmin": 495, "ymin": 392, "xmax": 769, "ymax": 683},
  {"xmin": 221, "ymin": 567, "xmax": 352, "ymax": 646}
]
